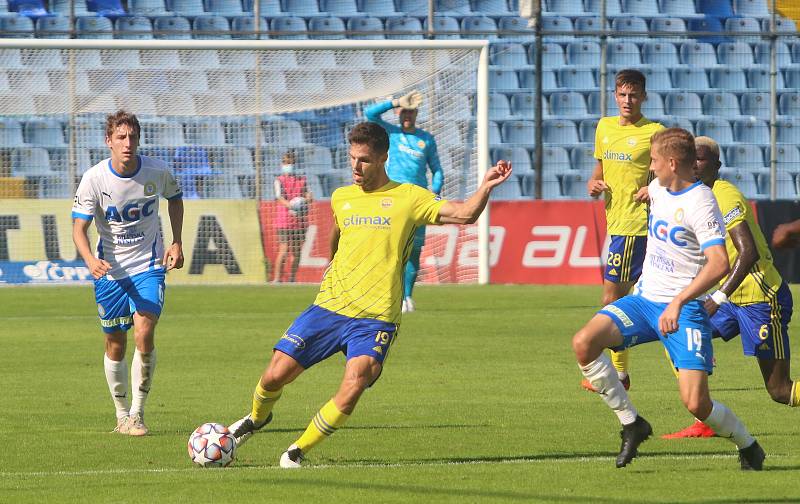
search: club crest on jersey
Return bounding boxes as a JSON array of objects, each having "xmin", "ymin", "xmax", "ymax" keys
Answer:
[
  {"xmin": 381, "ymin": 198, "xmax": 393, "ymax": 208},
  {"xmin": 105, "ymin": 199, "xmax": 157, "ymax": 223},
  {"xmin": 648, "ymin": 215, "xmax": 688, "ymax": 247},
  {"xmin": 417, "ymin": 140, "xmax": 426, "ymax": 149},
  {"xmin": 627, "ymin": 138, "xmax": 636, "ymax": 146},
  {"xmin": 144, "ymin": 181, "xmax": 157, "ymax": 196}
]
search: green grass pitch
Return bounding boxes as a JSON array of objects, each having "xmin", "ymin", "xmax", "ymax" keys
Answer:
[{"xmin": 2, "ymin": 284, "xmax": 799, "ymax": 503}]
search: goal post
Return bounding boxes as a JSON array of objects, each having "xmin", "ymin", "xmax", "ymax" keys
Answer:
[{"xmin": 0, "ymin": 38, "xmax": 490, "ymax": 285}]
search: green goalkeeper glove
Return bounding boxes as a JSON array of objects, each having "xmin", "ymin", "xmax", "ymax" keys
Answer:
[{"xmin": 393, "ymin": 90, "xmax": 423, "ymax": 110}]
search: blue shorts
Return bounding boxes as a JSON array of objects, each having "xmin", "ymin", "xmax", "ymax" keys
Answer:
[
  {"xmin": 604, "ymin": 235, "xmax": 646, "ymax": 283},
  {"xmin": 599, "ymin": 294, "xmax": 715, "ymax": 373},
  {"xmin": 711, "ymin": 282, "xmax": 793, "ymax": 360},
  {"xmin": 94, "ymin": 269, "xmax": 166, "ymax": 334},
  {"xmin": 275, "ymin": 305, "xmax": 398, "ymax": 371}
]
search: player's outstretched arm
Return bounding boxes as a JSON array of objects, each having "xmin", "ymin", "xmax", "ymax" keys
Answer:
[
  {"xmin": 438, "ymin": 161, "xmax": 512, "ymax": 225},
  {"xmin": 704, "ymin": 221, "xmax": 758, "ymax": 316},
  {"xmin": 163, "ymin": 197, "xmax": 184, "ymax": 271},
  {"xmin": 72, "ymin": 217, "xmax": 111, "ymax": 279},
  {"xmin": 772, "ymin": 219, "xmax": 800, "ymax": 249}
]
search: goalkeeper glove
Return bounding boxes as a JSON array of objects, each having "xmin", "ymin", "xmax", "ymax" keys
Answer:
[{"xmin": 394, "ymin": 90, "xmax": 423, "ymax": 110}]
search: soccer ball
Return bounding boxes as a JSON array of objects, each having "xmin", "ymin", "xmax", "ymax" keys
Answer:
[
  {"xmin": 187, "ymin": 423, "xmax": 236, "ymax": 468},
  {"xmin": 289, "ymin": 196, "xmax": 308, "ymax": 217}
]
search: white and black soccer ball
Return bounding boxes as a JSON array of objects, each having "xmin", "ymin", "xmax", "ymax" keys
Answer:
[
  {"xmin": 188, "ymin": 422, "xmax": 236, "ymax": 468},
  {"xmin": 289, "ymin": 196, "xmax": 308, "ymax": 216}
]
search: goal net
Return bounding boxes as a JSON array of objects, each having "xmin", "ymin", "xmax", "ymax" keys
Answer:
[{"xmin": 0, "ymin": 39, "xmax": 489, "ymax": 286}]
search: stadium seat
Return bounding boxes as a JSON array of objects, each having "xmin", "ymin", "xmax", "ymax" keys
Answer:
[
  {"xmin": 173, "ymin": 146, "xmax": 214, "ymax": 198},
  {"xmin": 284, "ymin": 0, "xmax": 320, "ymax": 15},
  {"xmin": 528, "ymin": 42, "xmax": 565, "ymax": 69},
  {"xmin": 263, "ymin": 119, "xmax": 306, "ymax": 146},
  {"xmin": 423, "ymin": 16, "xmax": 460, "ymax": 39},
  {"xmin": 710, "ymin": 68, "xmax": 748, "ymax": 91},
  {"xmin": 8, "ymin": 0, "xmax": 49, "ymax": 16},
  {"xmin": 461, "ymin": 16, "xmax": 498, "ymax": 40},
  {"xmin": 521, "ymin": 171, "xmax": 564, "ymax": 199},
  {"xmin": 322, "ymin": 0, "xmax": 359, "ymax": 16},
  {"xmin": 749, "ymin": 68, "xmax": 784, "ymax": 90},
  {"xmin": 671, "ymin": 68, "xmax": 709, "ymax": 91},
  {"xmin": 129, "ymin": 0, "xmax": 169, "ymax": 15},
  {"xmin": 489, "ymin": 93, "xmax": 512, "ymax": 120},
  {"xmin": 558, "ymin": 68, "xmax": 595, "ymax": 90},
  {"xmin": 517, "ymin": 69, "xmax": 557, "ymax": 91},
  {"xmin": 621, "ymin": 0, "xmax": 659, "ymax": 15},
  {"xmin": 488, "ymin": 120, "xmax": 502, "ymax": 144},
  {"xmin": 115, "ymin": 16, "xmax": 153, "ymax": 39},
  {"xmin": 142, "ymin": 119, "xmax": 186, "ymax": 146},
  {"xmin": 192, "ymin": 16, "xmax": 230, "ymax": 39},
  {"xmin": 733, "ymin": 118, "xmax": 769, "ymax": 144},
  {"xmin": 170, "ymin": 0, "xmax": 205, "ymax": 15},
  {"xmin": 717, "ymin": 42, "xmax": 754, "ymax": 67},
  {"xmin": 52, "ymin": 0, "xmax": 92, "ymax": 15},
  {"xmin": 271, "ymin": 16, "xmax": 308, "ymax": 39},
  {"xmin": 230, "ymin": 16, "xmax": 268, "ymax": 39},
  {"xmin": 491, "ymin": 42, "xmax": 528, "ymax": 67},
  {"xmin": 22, "ymin": 49, "xmax": 64, "ymax": 69},
  {"xmin": 562, "ymin": 170, "xmax": 593, "ymax": 199},
  {"xmin": 650, "ymin": 17, "xmax": 687, "ymax": 40},
  {"xmin": 641, "ymin": 41, "xmax": 679, "ymax": 67},
  {"xmin": 396, "ymin": 0, "xmax": 426, "ymax": 13},
  {"xmin": 642, "ymin": 92, "xmax": 665, "ymax": 117},
  {"xmin": 1, "ymin": 16, "xmax": 34, "ymax": 37},
  {"xmin": 490, "ymin": 69, "xmax": 519, "ymax": 90},
  {"xmin": 185, "ymin": 119, "xmax": 226, "ymax": 145},
  {"xmin": 541, "ymin": 146, "xmax": 571, "ymax": 173},
  {"xmin": 491, "ymin": 176, "xmax": 524, "ymax": 199},
  {"xmin": 36, "ymin": 16, "xmax": 70, "ymax": 38},
  {"xmin": 550, "ymin": 92, "xmax": 587, "ymax": 117},
  {"xmin": 71, "ymin": 118, "xmax": 106, "ymax": 147},
  {"xmin": 570, "ymin": 145, "xmax": 596, "ymax": 172},
  {"xmin": 779, "ymin": 93, "xmax": 800, "ymax": 116},
  {"xmin": 12, "ymin": 147, "xmax": 51, "ymax": 176},
  {"xmin": 574, "ymin": 16, "xmax": 607, "ymax": 35},
  {"xmin": 719, "ymin": 168, "xmax": 759, "ymax": 198},
  {"xmin": 764, "ymin": 17, "xmax": 797, "ymax": 34},
  {"xmin": 734, "ymin": 0, "xmax": 769, "ymax": 17},
  {"xmin": 697, "ymin": 0, "xmax": 733, "ymax": 17},
  {"xmin": 776, "ymin": 118, "xmax": 800, "ymax": 144},
  {"xmin": 727, "ymin": 144, "xmax": 764, "ymax": 170},
  {"xmin": 346, "ymin": 17, "xmax": 383, "ymax": 39},
  {"xmin": 547, "ymin": 0, "xmax": 585, "ymax": 14},
  {"xmin": 660, "ymin": 0, "xmax": 697, "ymax": 15},
  {"xmin": 587, "ymin": 91, "xmax": 615, "ymax": 116},
  {"xmin": 153, "ymin": 16, "xmax": 192, "ymax": 39},
  {"xmin": 0, "ymin": 118, "xmax": 25, "ymax": 147},
  {"xmin": 607, "ymin": 41, "xmax": 641, "ymax": 66},
  {"xmin": 243, "ymin": 0, "xmax": 282, "ymax": 14},
  {"xmin": 641, "ymin": 67, "xmax": 672, "ymax": 92},
  {"xmin": 540, "ymin": 16, "xmax": 573, "ymax": 41},
  {"xmin": 702, "ymin": 92, "xmax": 741, "ymax": 119},
  {"xmin": 695, "ymin": 118, "xmax": 734, "ymax": 144},
  {"xmin": 359, "ymin": 0, "xmax": 396, "ymax": 15},
  {"xmin": 492, "ymin": 146, "xmax": 531, "ymax": 171},
  {"xmin": 754, "ymin": 170, "xmax": 795, "ymax": 199},
  {"xmin": 724, "ymin": 17, "xmax": 761, "ymax": 43},
  {"xmin": 680, "ymin": 42, "xmax": 717, "ymax": 68},
  {"xmin": 510, "ymin": 93, "xmax": 546, "ymax": 119},
  {"xmin": 772, "ymin": 145, "xmax": 800, "ymax": 172},
  {"xmin": 740, "ymin": 92, "xmax": 770, "ymax": 120},
  {"xmin": 578, "ymin": 118, "xmax": 598, "ymax": 143},
  {"xmin": 473, "ymin": 0, "xmax": 511, "ymax": 15},
  {"xmin": 501, "ymin": 120, "xmax": 535, "ymax": 146},
  {"xmin": 752, "ymin": 41, "xmax": 791, "ymax": 68},
  {"xmin": 566, "ymin": 41, "xmax": 600, "ymax": 67},
  {"xmin": 542, "ymin": 119, "xmax": 579, "ymax": 144},
  {"xmin": 385, "ymin": 17, "xmax": 423, "ymax": 39},
  {"xmin": 87, "ymin": 0, "xmax": 126, "ymax": 16},
  {"xmin": 687, "ymin": 17, "xmax": 726, "ymax": 44},
  {"xmin": 610, "ymin": 16, "xmax": 648, "ymax": 41},
  {"xmin": 25, "ymin": 119, "xmax": 65, "ymax": 147},
  {"xmin": 308, "ymin": 16, "xmax": 346, "ymax": 39},
  {"xmin": 435, "ymin": 0, "xmax": 472, "ymax": 14},
  {"xmin": 658, "ymin": 116, "xmax": 694, "ymax": 135},
  {"xmin": 205, "ymin": 0, "xmax": 245, "ymax": 13},
  {"xmin": 584, "ymin": 0, "xmax": 622, "ymax": 15}
]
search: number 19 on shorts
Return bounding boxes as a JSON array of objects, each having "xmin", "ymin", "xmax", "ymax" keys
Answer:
[{"xmin": 686, "ymin": 328, "xmax": 702, "ymax": 352}]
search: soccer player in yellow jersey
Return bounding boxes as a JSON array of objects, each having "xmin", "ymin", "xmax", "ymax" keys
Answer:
[
  {"xmin": 663, "ymin": 136, "xmax": 798, "ymax": 439},
  {"xmin": 582, "ymin": 69, "xmax": 664, "ymax": 392},
  {"xmin": 228, "ymin": 122, "xmax": 513, "ymax": 468}
]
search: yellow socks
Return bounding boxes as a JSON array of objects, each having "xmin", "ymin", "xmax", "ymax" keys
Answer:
[
  {"xmin": 251, "ymin": 382, "xmax": 282, "ymax": 425},
  {"xmin": 791, "ymin": 382, "xmax": 799, "ymax": 407},
  {"xmin": 295, "ymin": 399, "xmax": 350, "ymax": 453},
  {"xmin": 611, "ymin": 348, "xmax": 630, "ymax": 377}
]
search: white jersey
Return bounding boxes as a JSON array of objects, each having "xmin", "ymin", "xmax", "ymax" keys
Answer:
[
  {"xmin": 634, "ymin": 179, "xmax": 726, "ymax": 303},
  {"xmin": 72, "ymin": 155, "xmax": 182, "ymax": 280}
]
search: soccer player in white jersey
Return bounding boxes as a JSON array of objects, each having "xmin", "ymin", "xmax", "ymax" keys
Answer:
[
  {"xmin": 571, "ymin": 128, "xmax": 765, "ymax": 470},
  {"xmin": 72, "ymin": 110, "xmax": 184, "ymax": 436}
]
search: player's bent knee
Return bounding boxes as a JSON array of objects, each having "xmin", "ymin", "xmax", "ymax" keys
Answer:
[{"xmin": 572, "ymin": 329, "xmax": 596, "ymax": 363}]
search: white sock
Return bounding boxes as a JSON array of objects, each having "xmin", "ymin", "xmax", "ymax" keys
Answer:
[
  {"xmin": 702, "ymin": 400, "xmax": 755, "ymax": 449},
  {"xmin": 617, "ymin": 371, "xmax": 629, "ymax": 381},
  {"xmin": 580, "ymin": 352, "xmax": 638, "ymax": 425},
  {"xmin": 103, "ymin": 354, "xmax": 130, "ymax": 420},
  {"xmin": 130, "ymin": 348, "xmax": 157, "ymax": 418}
]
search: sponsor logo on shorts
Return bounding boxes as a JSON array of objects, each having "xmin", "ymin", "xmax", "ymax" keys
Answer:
[
  {"xmin": 723, "ymin": 205, "xmax": 742, "ymax": 225},
  {"xmin": 604, "ymin": 305, "xmax": 634, "ymax": 328},
  {"xmin": 100, "ymin": 316, "xmax": 133, "ymax": 328},
  {"xmin": 281, "ymin": 333, "xmax": 306, "ymax": 349}
]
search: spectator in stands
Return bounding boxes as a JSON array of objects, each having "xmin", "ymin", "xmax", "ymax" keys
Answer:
[
  {"xmin": 272, "ymin": 150, "xmax": 312, "ymax": 283},
  {"xmin": 773, "ymin": 219, "xmax": 800, "ymax": 249}
]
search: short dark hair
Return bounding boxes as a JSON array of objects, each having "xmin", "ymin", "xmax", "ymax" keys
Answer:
[
  {"xmin": 348, "ymin": 122, "xmax": 389, "ymax": 155},
  {"xmin": 651, "ymin": 127, "xmax": 696, "ymax": 168},
  {"xmin": 105, "ymin": 110, "xmax": 141, "ymax": 140},
  {"xmin": 615, "ymin": 69, "xmax": 646, "ymax": 91}
]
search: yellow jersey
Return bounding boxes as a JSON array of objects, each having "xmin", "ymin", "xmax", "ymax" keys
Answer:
[
  {"xmin": 313, "ymin": 181, "xmax": 446, "ymax": 323},
  {"xmin": 711, "ymin": 179, "xmax": 783, "ymax": 305},
  {"xmin": 594, "ymin": 116, "xmax": 664, "ymax": 236}
]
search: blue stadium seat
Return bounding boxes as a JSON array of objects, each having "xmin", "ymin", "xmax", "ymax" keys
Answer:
[
  {"xmin": 641, "ymin": 41, "xmax": 679, "ymax": 66},
  {"xmin": 509, "ymin": 93, "xmax": 545, "ymax": 118},
  {"xmin": 764, "ymin": 16, "xmax": 797, "ymax": 34},
  {"xmin": 621, "ymin": 0, "xmax": 659, "ymax": 15},
  {"xmin": 25, "ymin": 119, "xmax": 65, "ymax": 146},
  {"xmin": 230, "ymin": 16, "xmax": 268, "ymax": 38},
  {"xmin": 680, "ymin": 42, "xmax": 717, "ymax": 67},
  {"xmin": 12, "ymin": 147, "xmax": 52, "ymax": 176},
  {"xmin": 558, "ymin": 68, "xmax": 595, "ymax": 90},
  {"xmin": 396, "ymin": 0, "xmax": 425, "ymax": 12},
  {"xmin": 717, "ymin": 42, "xmax": 754, "ymax": 66},
  {"xmin": 751, "ymin": 68, "xmax": 784, "ymax": 90},
  {"xmin": 87, "ymin": 0, "xmax": 126, "ymax": 16},
  {"xmin": 542, "ymin": 119, "xmax": 579, "ymax": 144},
  {"xmin": 35, "ymin": 16, "xmax": 70, "ymax": 38},
  {"xmin": 574, "ymin": 16, "xmax": 607, "ymax": 35},
  {"xmin": 610, "ymin": 16, "xmax": 648, "ymax": 40},
  {"xmin": 71, "ymin": 118, "xmax": 106, "ymax": 147},
  {"xmin": 308, "ymin": 16, "xmax": 345, "ymax": 39},
  {"xmin": 607, "ymin": 41, "xmax": 641, "ymax": 66},
  {"xmin": 435, "ymin": 0, "xmax": 472, "ymax": 14},
  {"xmin": 753, "ymin": 41, "xmax": 792, "ymax": 67},
  {"xmin": 541, "ymin": 146, "xmax": 571, "ymax": 173},
  {"xmin": 115, "ymin": 16, "xmax": 153, "ymax": 39},
  {"xmin": 657, "ymin": 116, "xmax": 693, "ymax": 134},
  {"xmin": 492, "ymin": 146, "xmax": 531, "ymax": 170},
  {"xmin": 649, "ymin": 18, "xmax": 686, "ymax": 40},
  {"xmin": 1, "ymin": 16, "xmax": 34, "ymax": 37},
  {"xmin": 296, "ymin": 145, "xmax": 333, "ymax": 175},
  {"xmin": 501, "ymin": 120, "xmax": 535, "ymax": 146},
  {"xmin": 322, "ymin": 0, "xmax": 359, "ymax": 15},
  {"xmin": 776, "ymin": 118, "xmax": 800, "ymax": 144},
  {"xmin": 740, "ymin": 92, "xmax": 770, "ymax": 120},
  {"xmin": 498, "ymin": 17, "xmax": 535, "ymax": 40},
  {"xmin": 461, "ymin": 15, "xmax": 497, "ymax": 39},
  {"xmin": 765, "ymin": 171, "xmax": 797, "ymax": 199},
  {"xmin": 779, "ymin": 93, "xmax": 800, "ymax": 116},
  {"xmin": 772, "ymin": 145, "xmax": 800, "ymax": 172},
  {"xmin": 142, "ymin": 119, "xmax": 186, "ymax": 146},
  {"xmin": 529, "ymin": 42, "xmax": 565, "ymax": 68},
  {"xmin": 734, "ymin": 0, "xmax": 768, "ymax": 17},
  {"xmin": 733, "ymin": 118, "xmax": 769, "ymax": 144},
  {"xmin": 687, "ymin": 17, "xmax": 727, "ymax": 44},
  {"xmin": 642, "ymin": 92, "xmax": 665, "ymax": 117},
  {"xmin": 671, "ymin": 68, "xmax": 709, "ymax": 91},
  {"xmin": 52, "ymin": 0, "xmax": 91, "ymax": 15},
  {"xmin": 271, "ymin": 16, "xmax": 308, "ymax": 39},
  {"xmin": 129, "ymin": 0, "xmax": 169, "ymax": 15},
  {"xmin": 283, "ymin": 0, "xmax": 320, "ymax": 15},
  {"xmin": 584, "ymin": 0, "xmax": 622, "ymax": 15},
  {"xmin": 192, "ymin": 15, "xmax": 229, "ymax": 39},
  {"xmin": 547, "ymin": 0, "xmax": 585, "ymax": 15},
  {"xmin": 491, "ymin": 42, "xmax": 528, "ymax": 67},
  {"xmin": 205, "ymin": 0, "xmax": 244, "ymax": 14},
  {"xmin": 170, "ymin": 0, "xmax": 205, "ymax": 15},
  {"xmin": 521, "ymin": 172, "xmax": 564, "ymax": 199},
  {"xmin": 549, "ymin": 92, "xmax": 587, "ymax": 117},
  {"xmin": 703, "ymin": 92, "xmax": 740, "ymax": 119},
  {"xmin": 566, "ymin": 41, "xmax": 600, "ymax": 67},
  {"xmin": 641, "ymin": 67, "xmax": 672, "ymax": 92},
  {"xmin": 696, "ymin": 118, "xmax": 733, "ymax": 144},
  {"xmin": 153, "ymin": 16, "xmax": 192, "ymax": 39},
  {"xmin": 423, "ymin": 16, "xmax": 460, "ymax": 39},
  {"xmin": 540, "ymin": 16, "xmax": 573, "ymax": 41},
  {"xmin": 0, "ymin": 118, "xmax": 25, "ymax": 147},
  {"xmin": 490, "ymin": 93, "xmax": 512, "ymax": 120},
  {"xmin": 359, "ymin": 0, "xmax": 396, "ymax": 15},
  {"xmin": 660, "ymin": 0, "xmax": 697, "ymax": 15},
  {"xmin": 489, "ymin": 69, "xmax": 519, "ymax": 90},
  {"xmin": 719, "ymin": 168, "xmax": 759, "ymax": 198},
  {"xmin": 570, "ymin": 145, "xmax": 596, "ymax": 172},
  {"xmin": 265, "ymin": 119, "xmax": 306, "ymax": 146},
  {"xmin": 492, "ymin": 176, "xmax": 524, "ymax": 200},
  {"xmin": 727, "ymin": 144, "xmax": 764, "ymax": 170},
  {"xmin": 793, "ymin": 42, "xmax": 800, "ymax": 65},
  {"xmin": 244, "ymin": 0, "xmax": 283, "ymax": 15},
  {"xmin": 710, "ymin": 68, "xmax": 748, "ymax": 91},
  {"xmin": 784, "ymin": 68, "xmax": 800, "ymax": 89},
  {"xmin": 578, "ymin": 118, "xmax": 598, "ymax": 143},
  {"xmin": 473, "ymin": 0, "xmax": 511, "ymax": 15},
  {"xmin": 561, "ymin": 170, "xmax": 593, "ymax": 199},
  {"xmin": 586, "ymin": 91, "xmax": 612, "ymax": 116},
  {"xmin": 696, "ymin": 0, "xmax": 733, "ymax": 17},
  {"xmin": 488, "ymin": 121, "xmax": 502, "ymax": 144},
  {"xmin": 185, "ymin": 119, "xmax": 225, "ymax": 145},
  {"xmin": 346, "ymin": 16, "xmax": 383, "ymax": 39},
  {"xmin": 724, "ymin": 16, "xmax": 760, "ymax": 41},
  {"xmin": 385, "ymin": 16, "xmax": 422, "ymax": 39},
  {"xmin": 9, "ymin": 0, "xmax": 49, "ymax": 17}
]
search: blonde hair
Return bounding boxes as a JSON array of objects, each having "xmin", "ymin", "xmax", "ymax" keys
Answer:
[
  {"xmin": 694, "ymin": 135, "xmax": 720, "ymax": 161},
  {"xmin": 651, "ymin": 128, "xmax": 696, "ymax": 168}
]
